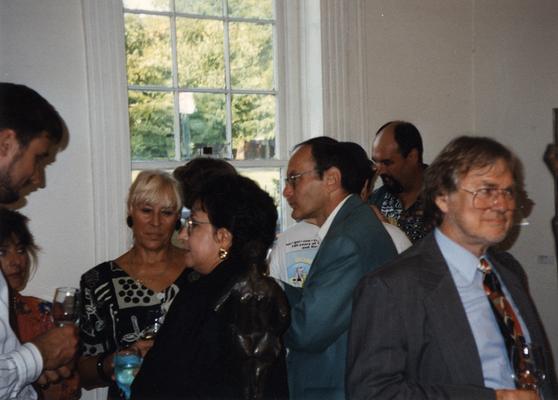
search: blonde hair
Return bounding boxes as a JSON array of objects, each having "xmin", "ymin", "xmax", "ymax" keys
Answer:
[{"xmin": 127, "ymin": 170, "xmax": 182, "ymax": 215}]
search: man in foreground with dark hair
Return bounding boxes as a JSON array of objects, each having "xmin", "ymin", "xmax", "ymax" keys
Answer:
[
  {"xmin": 283, "ymin": 137, "xmax": 397, "ymax": 400},
  {"xmin": 0, "ymin": 82, "xmax": 78, "ymax": 399},
  {"xmin": 348, "ymin": 136, "xmax": 557, "ymax": 400},
  {"xmin": 370, "ymin": 120, "xmax": 431, "ymax": 242}
]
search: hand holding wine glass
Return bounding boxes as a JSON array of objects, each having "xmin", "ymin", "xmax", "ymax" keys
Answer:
[
  {"xmin": 114, "ymin": 346, "xmax": 142, "ymax": 400},
  {"xmin": 512, "ymin": 343, "xmax": 546, "ymax": 393},
  {"xmin": 52, "ymin": 287, "xmax": 80, "ymax": 327},
  {"xmin": 140, "ymin": 310, "xmax": 163, "ymax": 341}
]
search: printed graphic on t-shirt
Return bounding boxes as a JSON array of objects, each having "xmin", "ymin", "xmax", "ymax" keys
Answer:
[{"xmin": 285, "ymin": 238, "xmax": 319, "ymax": 287}]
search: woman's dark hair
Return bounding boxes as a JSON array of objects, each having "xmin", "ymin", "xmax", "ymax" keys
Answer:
[
  {"xmin": 173, "ymin": 158, "xmax": 237, "ymax": 208},
  {"xmin": 0, "ymin": 208, "xmax": 39, "ymax": 276},
  {"xmin": 195, "ymin": 174, "xmax": 277, "ymax": 270}
]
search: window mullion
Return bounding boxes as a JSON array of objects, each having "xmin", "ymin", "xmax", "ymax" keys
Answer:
[
  {"xmin": 223, "ymin": 0, "xmax": 233, "ymax": 159},
  {"xmin": 170, "ymin": 2, "xmax": 181, "ymax": 160}
]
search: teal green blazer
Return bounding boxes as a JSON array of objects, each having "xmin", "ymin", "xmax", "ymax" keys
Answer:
[{"xmin": 284, "ymin": 195, "xmax": 398, "ymax": 400}]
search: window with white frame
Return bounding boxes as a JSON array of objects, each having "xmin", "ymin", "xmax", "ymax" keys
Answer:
[
  {"xmin": 123, "ymin": 0, "xmax": 283, "ymax": 219},
  {"xmin": 81, "ymin": 1, "xmax": 321, "ymax": 258}
]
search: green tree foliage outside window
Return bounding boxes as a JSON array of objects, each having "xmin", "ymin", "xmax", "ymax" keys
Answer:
[{"xmin": 124, "ymin": 0, "xmax": 276, "ymax": 161}]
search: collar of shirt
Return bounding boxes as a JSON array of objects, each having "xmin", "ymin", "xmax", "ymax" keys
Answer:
[
  {"xmin": 317, "ymin": 194, "xmax": 352, "ymax": 241},
  {"xmin": 434, "ymin": 228, "xmax": 483, "ymax": 286}
]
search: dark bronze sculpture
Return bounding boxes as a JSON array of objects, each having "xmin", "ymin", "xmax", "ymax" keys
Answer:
[
  {"xmin": 215, "ymin": 262, "xmax": 290, "ymax": 400},
  {"xmin": 543, "ymin": 108, "xmax": 558, "ymax": 257}
]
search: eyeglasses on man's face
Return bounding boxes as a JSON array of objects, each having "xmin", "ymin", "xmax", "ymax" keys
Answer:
[
  {"xmin": 284, "ymin": 169, "xmax": 317, "ymax": 188},
  {"xmin": 460, "ymin": 187, "xmax": 516, "ymax": 210},
  {"xmin": 285, "ymin": 168, "xmax": 316, "ymax": 189}
]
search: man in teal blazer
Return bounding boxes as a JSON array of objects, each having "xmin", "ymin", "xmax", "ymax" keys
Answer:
[{"xmin": 282, "ymin": 138, "xmax": 398, "ymax": 400}]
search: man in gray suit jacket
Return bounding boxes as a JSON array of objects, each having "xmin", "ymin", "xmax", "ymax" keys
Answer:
[
  {"xmin": 283, "ymin": 137, "xmax": 397, "ymax": 400},
  {"xmin": 347, "ymin": 136, "xmax": 557, "ymax": 400}
]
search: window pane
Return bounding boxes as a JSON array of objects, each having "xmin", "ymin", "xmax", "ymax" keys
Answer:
[
  {"xmin": 237, "ymin": 167, "xmax": 282, "ymax": 230},
  {"xmin": 228, "ymin": 0, "xmax": 273, "ymax": 19},
  {"xmin": 123, "ymin": 0, "xmax": 171, "ymax": 12},
  {"xmin": 229, "ymin": 22, "xmax": 273, "ymax": 89},
  {"xmin": 179, "ymin": 93, "xmax": 227, "ymax": 158},
  {"xmin": 129, "ymin": 90, "xmax": 175, "ymax": 160},
  {"xmin": 125, "ymin": 14, "xmax": 172, "ymax": 86},
  {"xmin": 232, "ymin": 94, "xmax": 275, "ymax": 160},
  {"xmin": 175, "ymin": 0, "xmax": 222, "ymax": 16},
  {"xmin": 176, "ymin": 18, "xmax": 225, "ymax": 88}
]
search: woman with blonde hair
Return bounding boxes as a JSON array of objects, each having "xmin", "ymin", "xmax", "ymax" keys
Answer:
[{"xmin": 78, "ymin": 170, "xmax": 187, "ymax": 399}]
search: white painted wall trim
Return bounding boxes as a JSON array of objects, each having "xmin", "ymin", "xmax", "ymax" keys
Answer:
[
  {"xmin": 321, "ymin": 0, "xmax": 367, "ymax": 147},
  {"xmin": 82, "ymin": 0, "xmax": 131, "ymax": 268},
  {"xmin": 274, "ymin": 0, "xmax": 325, "ymax": 228},
  {"xmin": 276, "ymin": 0, "xmax": 324, "ymax": 154}
]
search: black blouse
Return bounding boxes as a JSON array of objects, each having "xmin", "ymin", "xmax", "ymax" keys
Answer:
[{"xmin": 131, "ymin": 258, "xmax": 289, "ymax": 400}]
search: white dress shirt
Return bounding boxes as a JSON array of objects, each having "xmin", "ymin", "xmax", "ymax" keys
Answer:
[{"xmin": 0, "ymin": 273, "xmax": 42, "ymax": 399}]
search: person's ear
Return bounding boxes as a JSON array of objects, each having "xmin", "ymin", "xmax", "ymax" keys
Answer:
[
  {"xmin": 360, "ymin": 178, "xmax": 371, "ymax": 201},
  {"xmin": 406, "ymin": 148, "xmax": 419, "ymax": 164},
  {"xmin": 0, "ymin": 129, "xmax": 18, "ymax": 157},
  {"xmin": 323, "ymin": 167, "xmax": 342, "ymax": 191},
  {"xmin": 216, "ymin": 227, "xmax": 233, "ymax": 250},
  {"xmin": 434, "ymin": 192, "xmax": 450, "ymax": 214}
]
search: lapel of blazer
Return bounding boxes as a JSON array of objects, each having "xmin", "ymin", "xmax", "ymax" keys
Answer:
[
  {"xmin": 419, "ymin": 234, "xmax": 486, "ymax": 385},
  {"xmin": 488, "ymin": 252, "xmax": 544, "ymax": 345},
  {"xmin": 304, "ymin": 195, "xmax": 360, "ymax": 283},
  {"xmin": 488, "ymin": 252, "xmax": 558, "ymax": 397}
]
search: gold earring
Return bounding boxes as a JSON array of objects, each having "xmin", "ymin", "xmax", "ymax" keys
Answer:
[{"xmin": 218, "ymin": 248, "xmax": 228, "ymax": 260}]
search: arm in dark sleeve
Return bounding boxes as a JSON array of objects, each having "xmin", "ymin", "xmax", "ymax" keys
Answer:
[{"xmin": 346, "ymin": 275, "xmax": 495, "ymax": 400}]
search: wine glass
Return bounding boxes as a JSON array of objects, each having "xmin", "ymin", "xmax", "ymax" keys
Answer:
[
  {"xmin": 140, "ymin": 309, "xmax": 163, "ymax": 340},
  {"xmin": 511, "ymin": 342, "xmax": 546, "ymax": 392},
  {"xmin": 52, "ymin": 287, "xmax": 80, "ymax": 327},
  {"xmin": 114, "ymin": 346, "xmax": 142, "ymax": 400},
  {"xmin": 140, "ymin": 318, "xmax": 161, "ymax": 340}
]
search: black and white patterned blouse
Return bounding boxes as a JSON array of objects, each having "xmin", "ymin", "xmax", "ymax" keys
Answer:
[
  {"xmin": 79, "ymin": 261, "xmax": 187, "ymax": 398},
  {"xmin": 79, "ymin": 260, "xmax": 187, "ymax": 356}
]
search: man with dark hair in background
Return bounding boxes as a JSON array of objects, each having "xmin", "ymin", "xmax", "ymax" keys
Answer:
[
  {"xmin": 348, "ymin": 136, "xmax": 557, "ymax": 400},
  {"xmin": 283, "ymin": 137, "xmax": 397, "ymax": 400},
  {"xmin": 370, "ymin": 120, "xmax": 431, "ymax": 242},
  {"xmin": 0, "ymin": 82, "xmax": 78, "ymax": 399}
]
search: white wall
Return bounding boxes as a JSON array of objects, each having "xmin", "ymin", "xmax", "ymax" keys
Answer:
[
  {"xmin": 473, "ymin": 0, "xmax": 558, "ymax": 363},
  {"xmin": 1, "ymin": 0, "xmax": 557, "ymax": 394},
  {"xmin": 0, "ymin": 0, "xmax": 96, "ymax": 299},
  {"xmin": 361, "ymin": 0, "xmax": 474, "ymax": 161},
  {"xmin": 1, "ymin": 1, "xmax": 102, "ymax": 398},
  {"xmin": 360, "ymin": 0, "xmax": 558, "ymax": 366}
]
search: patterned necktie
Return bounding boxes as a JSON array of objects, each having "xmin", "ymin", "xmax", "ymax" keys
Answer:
[{"xmin": 479, "ymin": 257, "xmax": 527, "ymax": 386}]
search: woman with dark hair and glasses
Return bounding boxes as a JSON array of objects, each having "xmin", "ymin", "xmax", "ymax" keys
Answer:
[{"xmin": 132, "ymin": 174, "xmax": 290, "ymax": 400}]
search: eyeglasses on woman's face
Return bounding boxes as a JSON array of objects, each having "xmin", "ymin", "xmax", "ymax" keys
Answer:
[{"xmin": 184, "ymin": 217, "xmax": 212, "ymax": 235}]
